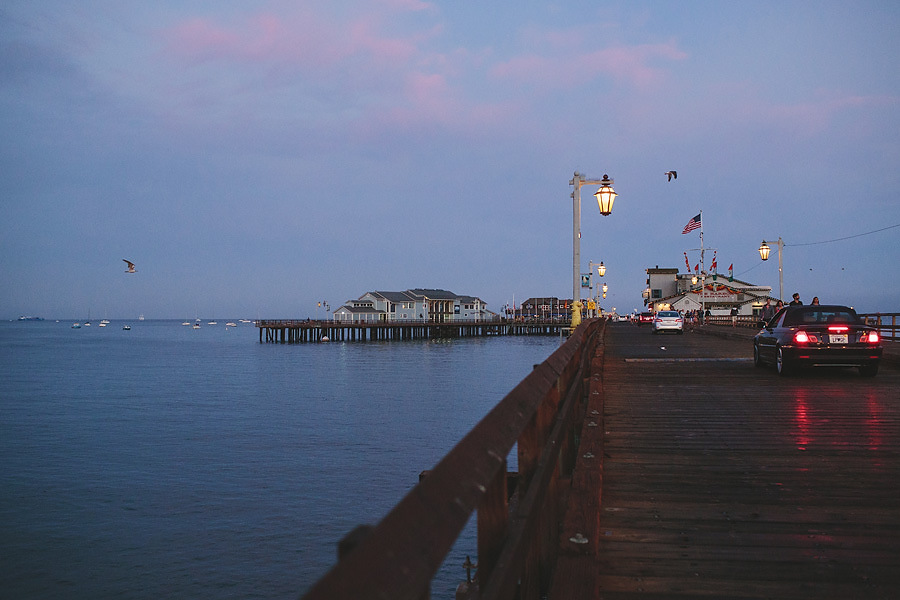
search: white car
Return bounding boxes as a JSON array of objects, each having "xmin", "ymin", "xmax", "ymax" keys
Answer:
[{"xmin": 652, "ymin": 311, "xmax": 684, "ymax": 334}]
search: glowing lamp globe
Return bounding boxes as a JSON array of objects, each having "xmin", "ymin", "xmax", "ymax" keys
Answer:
[{"xmin": 593, "ymin": 175, "xmax": 617, "ymax": 216}]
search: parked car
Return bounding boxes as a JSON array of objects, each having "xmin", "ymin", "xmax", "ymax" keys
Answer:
[
  {"xmin": 651, "ymin": 310, "xmax": 684, "ymax": 334},
  {"xmin": 637, "ymin": 312, "xmax": 654, "ymax": 326},
  {"xmin": 753, "ymin": 304, "xmax": 882, "ymax": 376}
]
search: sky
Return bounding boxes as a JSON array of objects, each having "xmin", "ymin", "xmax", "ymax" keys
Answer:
[{"xmin": 2, "ymin": 1, "xmax": 899, "ymax": 320}]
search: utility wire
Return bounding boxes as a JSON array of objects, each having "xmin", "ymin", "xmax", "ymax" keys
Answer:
[
  {"xmin": 786, "ymin": 222, "xmax": 900, "ymax": 247},
  {"xmin": 733, "ymin": 223, "xmax": 900, "ymax": 279}
]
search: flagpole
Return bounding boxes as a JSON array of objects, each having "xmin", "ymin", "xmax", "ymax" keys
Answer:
[
  {"xmin": 699, "ymin": 210, "xmax": 705, "ymax": 322},
  {"xmin": 699, "ymin": 210, "xmax": 704, "ymax": 273}
]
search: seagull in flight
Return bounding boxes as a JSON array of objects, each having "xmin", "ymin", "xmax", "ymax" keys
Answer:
[
  {"xmin": 123, "ymin": 259, "xmax": 137, "ymax": 273},
  {"xmin": 665, "ymin": 170, "xmax": 677, "ymax": 181}
]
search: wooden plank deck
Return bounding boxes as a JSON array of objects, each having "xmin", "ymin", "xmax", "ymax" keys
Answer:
[{"xmin": 555, "ymin": 323, "xmax": 900, "ymax": 599}]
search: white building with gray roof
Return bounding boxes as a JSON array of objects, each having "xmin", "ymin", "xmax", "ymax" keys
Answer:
[{"xmin": 333, "ymin": 289, "xmax": 494, "ymax": 323}]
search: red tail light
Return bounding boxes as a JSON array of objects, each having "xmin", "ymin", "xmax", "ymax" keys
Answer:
[
  {"xmin": 794, "ymin": 331, "xmax": 811, "ymax": 343},
  {"xmin": 828, "ymin": 326, "xmax": 849, "ymax": 332},
  {"xmin": 863, "ymin": 330, "xmax": 880, "ymax": 343}
]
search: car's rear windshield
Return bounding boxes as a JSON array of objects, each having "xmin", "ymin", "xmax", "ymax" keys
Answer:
[
  {"xmin": 658, "ymin": 311, "xmax": 679, "ymax": 317},
  {"xmin": 783, "ymin": 307, "xmax": 860, "ymax": 327}
]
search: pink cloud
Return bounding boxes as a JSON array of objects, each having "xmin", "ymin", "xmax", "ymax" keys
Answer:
[
  {"xmin": 352, "ymin": 69, "xmax": 522, "ymax": 141},
  {"xmin": 164, "ymin": 18, "xmax": 241, "ymax": 59},
  {"xmin": 347, "ymin": 20, "xmax": 419, "ymax": 64},
  {"xmin": 155, "ymin": 5, "xmax": 552, "ymax": 141},
  {"xmin": 490, "ymin": 41, "xmax": 688, "ymax": 89},
  {"xmin": 761, "ymin": 92, "xmax": 899, "ymax": 136},
  {"xmin": 161, "ymin": 6, "xmax": 431, "ymax": 68},
  {"xmin": 163, "ymin": 11, "xmax": 350, "ymax": 66},
  {"xmin": 377, "ymin": 0, "xmax": 433, "ymax": 10}
]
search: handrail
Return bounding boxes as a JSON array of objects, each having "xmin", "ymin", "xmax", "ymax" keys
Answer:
[
  {"xmin": 256, "ymin": 318, "xmax": 564, "ymax": 327},
  {"xmin": 300, "ymin": 319, "xmax": 605, "ymax": 599},
  {"xmin": 701, "ymin": 315, "xmax": 759, "ymax": 328},
  {"xmin": 699, "ymin": 312, "xmax": 900, "ymax": 341},
  {"xmin": 860, "ymin": 312, "xmax": 900, "ymax": 341}
]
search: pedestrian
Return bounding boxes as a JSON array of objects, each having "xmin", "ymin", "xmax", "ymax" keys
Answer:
[
  {"xmin": 811, "ymin": 296, "xmax": 820, "ymax": 305},
  {"xmin": 730, "ymin": 305, "xmax": 738, "ymax": 327},
  {"xmin": 775, "ymin": 300, "xmax": 784, "ymax": 311},
  {"xmin": 790, "ymin": 293, "xmax": 802, "ymax": 305},
  {"xmin": 761, "ymin": 299, "xmax": 775, "ymax": 322}
]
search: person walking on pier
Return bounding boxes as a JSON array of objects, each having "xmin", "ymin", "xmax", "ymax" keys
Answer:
[
  {"xmin": 760, "ymin": 299, "xmax": 775, "ymax": 323},
  {"xmin": 790, "ymin": 292, "xmax": 802, "ymax": 305}
]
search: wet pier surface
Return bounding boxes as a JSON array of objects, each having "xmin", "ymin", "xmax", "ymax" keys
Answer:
[{"xmin": 592, "ymin": 323, "xmax": 899, "ymax": 599}]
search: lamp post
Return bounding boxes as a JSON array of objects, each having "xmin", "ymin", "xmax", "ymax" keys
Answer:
[
  {"xmin": 570, "ymin": 172, "xmax": 616, "ymax": 328},
  {"xmin": 588, "ymin": 260, "xmax": 607, "ymax": 317},
  {"xmin": 758, "ymin": 238, "xmax": 784, "ymax": 301},
  {"xmin": 317, "ymin": 301, "xmax": 330, "ymax": 322}
]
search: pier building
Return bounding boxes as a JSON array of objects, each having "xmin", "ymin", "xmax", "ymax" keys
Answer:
[
  {"xmin": 644, "ymin": 266, "xmax": 774, "ymax": 316},
  {"xmin": 332, "ymin": 288, "xmax": 495, "ymax": 323}
]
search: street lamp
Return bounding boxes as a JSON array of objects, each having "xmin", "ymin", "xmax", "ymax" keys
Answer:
[
  {"xmin": 316, "ymin": 301, "xmax": 330, "ymax": 321},
  {"xmin": 594, "ymin": 176, "xmax": 617, "ymax": 215},
  {"xmin": 758, "ymin": 238, "xmax": 784, "ymax": 301},
  {"xmin": 588, "ymin": 260, "xmax": 606, "ymax": 318},
  {"xmin": 570, "ymin": 172, "xmax": 616, "ymax": 328}
]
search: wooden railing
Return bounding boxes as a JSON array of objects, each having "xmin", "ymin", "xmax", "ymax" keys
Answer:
[
  {"xmin": 700, "ymin": 314, "xmax": 759, "ymax": 328},
  {"xmin": 860, "ymin": 313, "xmax": 900, "ymax": 341},
  {"xmin": 300, "ymin": 319, "xmax": 606, "ymax": 600},
  {"xmin": 700, "ymin": 312, "xmax": 900, "ymax": 341}
]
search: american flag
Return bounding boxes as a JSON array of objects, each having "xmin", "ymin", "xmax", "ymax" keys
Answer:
[{"xmin": 681, "ymin": 213, "xmax": 701, "ymax": 234}]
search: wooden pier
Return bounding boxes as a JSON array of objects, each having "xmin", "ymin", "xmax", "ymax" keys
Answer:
[
  {"xmin": 297, "ymin": 319, "xmax": 900, "ymax": 599},
  {"xmin": 255, "ymin": 319, "xmax": 567, "ymax": 343}
]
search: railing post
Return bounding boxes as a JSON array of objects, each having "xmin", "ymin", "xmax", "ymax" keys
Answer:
[{"xmin": 476, "ymin": 458, "xmax": 508, "ymax": 586}]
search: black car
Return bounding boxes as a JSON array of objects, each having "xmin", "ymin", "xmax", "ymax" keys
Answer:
[{"xmin": 753, "ymin": 304, "xmax": 883, "ymax": 376}]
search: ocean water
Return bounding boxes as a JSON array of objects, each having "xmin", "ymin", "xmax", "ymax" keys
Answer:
[{"xmin": 0, "ymin": 320, "xmax": 561, "ymax": 599}]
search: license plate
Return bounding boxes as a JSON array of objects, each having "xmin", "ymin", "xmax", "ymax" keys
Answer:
[{"xmin": 830, "ymin": 334, "xmax": 848, "ymax": 344}]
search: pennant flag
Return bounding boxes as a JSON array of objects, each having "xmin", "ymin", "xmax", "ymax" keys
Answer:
[
  {"xmin": 711, "ymin": 251, "xmax": 718, "ymax": 280},
  {"xmin": 684, "ymin": 252, "xmax": 691, "ymax": 272},
  {"xmin": 694, "ymin": 264, "xmax": 699, "ymax": 274},
  {"xmin": 681, "ymin": 213, "xmax": 701, "ymax": 234},
  {"xmin": 728, "ymin": 263, "xmax": 734, "ymax": 282}
]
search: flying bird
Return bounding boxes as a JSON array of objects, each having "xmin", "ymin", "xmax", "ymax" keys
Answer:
[
  {"xmin": 665, "ymin": 170, "xmax": 677, "ymax": 181},
  {"xmin": 123, "ymin": 259, "xmax": 136, "ymax": 273}
]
